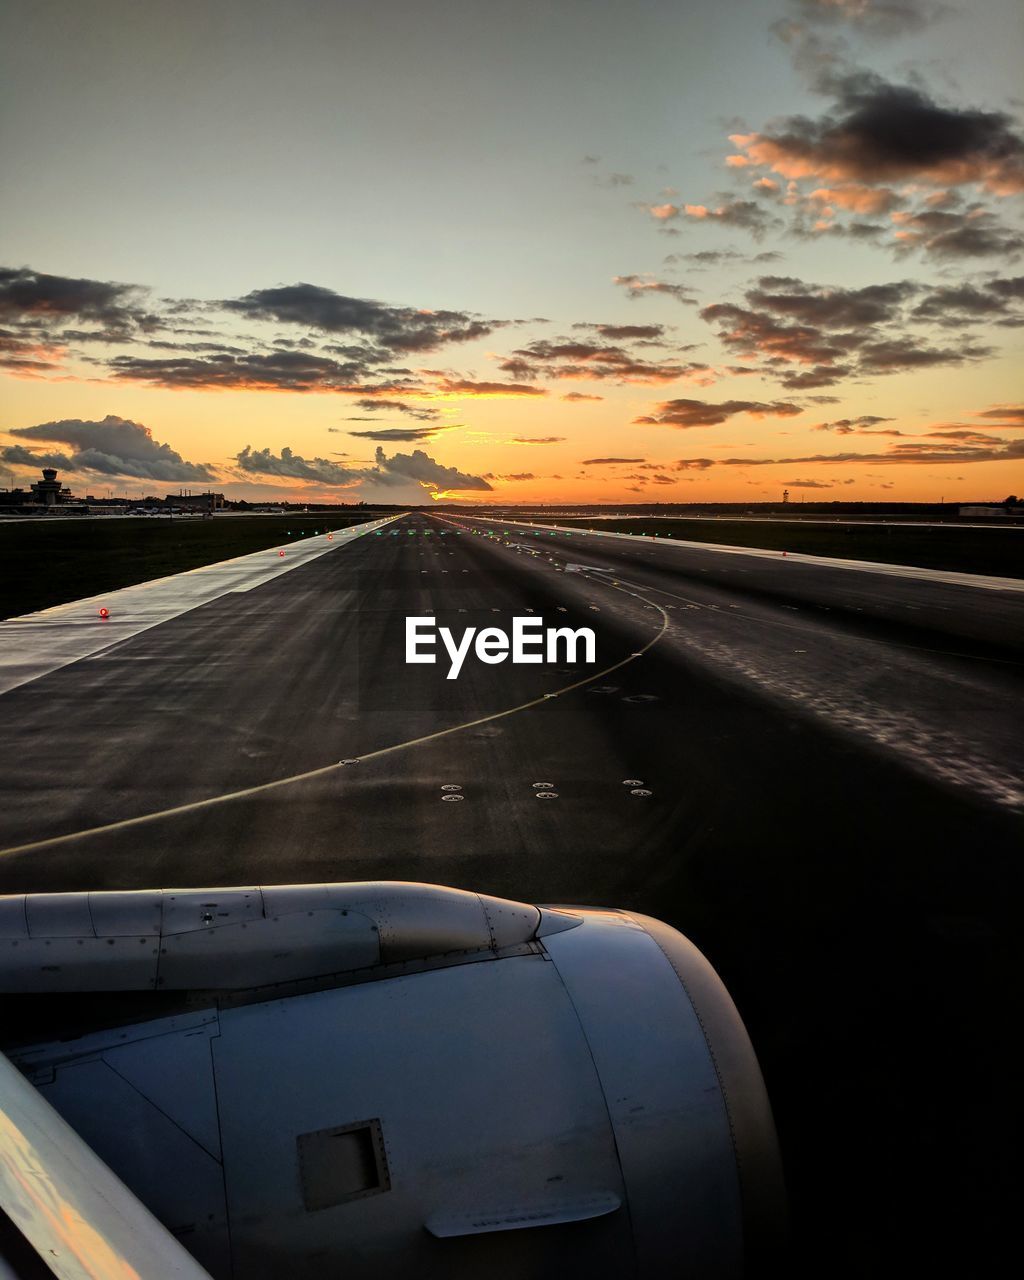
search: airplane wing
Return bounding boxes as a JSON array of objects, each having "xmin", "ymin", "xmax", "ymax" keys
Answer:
[{"xmin": 0, "ymin": 1049, "xmax": 211, "ymax": 1279}]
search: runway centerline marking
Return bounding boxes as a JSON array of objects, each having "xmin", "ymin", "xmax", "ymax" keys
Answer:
[{"xmin": 0, "ymin": 570, "xmax": 668, "ymax": 860}]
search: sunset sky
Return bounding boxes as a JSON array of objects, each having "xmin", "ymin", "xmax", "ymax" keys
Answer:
[{"xmin": 2, "ymin": 0, "xmax": 1022, "ymax": 505}]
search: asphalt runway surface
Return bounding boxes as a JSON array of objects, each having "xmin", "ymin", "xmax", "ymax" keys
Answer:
[{"xmin": 2, "ymin": 513, "xmax": 1022, "ymax": 1275}]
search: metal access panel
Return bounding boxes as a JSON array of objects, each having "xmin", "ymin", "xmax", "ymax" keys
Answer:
[
  {"xmin": 212, "ymin": 953, "xmax": 634, "ymax": 1280},
  {"xmin": 297, "ymin": 1117, "xmax": 391, "ymax": 1210}
]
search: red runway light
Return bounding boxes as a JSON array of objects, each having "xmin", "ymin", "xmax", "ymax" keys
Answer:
[
  {"xmin": 98, "ymin": 607, "xmax": 110, "ymax": 618},
  {"xmin": 278, "ymin": 550, "xmax": 286, "ymax": 557},
  {"xmin": 327, "ymin": 533, "xmax": 333, "ymax": 540}
]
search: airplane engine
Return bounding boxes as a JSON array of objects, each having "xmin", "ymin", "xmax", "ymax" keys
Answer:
[{"xmin": 0, "ymin": 883, "xmax": 786, "ymax": 1278}]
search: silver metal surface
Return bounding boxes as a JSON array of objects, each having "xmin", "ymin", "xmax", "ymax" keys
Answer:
[
  {"xmin": 2, "ymin": 885, "xmax": 785, "ymax": 1278},
  {"xmin": 0, "ymin": 883, "xmax": 543, "ymax": 992}
]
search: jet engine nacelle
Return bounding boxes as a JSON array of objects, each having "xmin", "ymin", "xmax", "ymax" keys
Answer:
[{"xmin": 0, "ymin": 883, "xmax": 785, "ymax": 1278}]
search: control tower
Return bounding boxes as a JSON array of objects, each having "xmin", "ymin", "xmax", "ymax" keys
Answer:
[{"xmin": 30, "ymin": 468, "xmax": 63, "ymax": 506}]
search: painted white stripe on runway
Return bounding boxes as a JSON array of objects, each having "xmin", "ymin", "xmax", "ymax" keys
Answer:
[{"xmin": 0, "ymin": 514, "xmax": 402, "ymax": 697}]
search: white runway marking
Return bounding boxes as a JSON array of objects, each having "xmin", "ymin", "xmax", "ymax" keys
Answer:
[{"xmin": 0, "ymin": 515, "xmax": 401, "ymax": 697}]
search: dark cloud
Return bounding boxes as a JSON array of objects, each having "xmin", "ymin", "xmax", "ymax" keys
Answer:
[
  {"xmin": 500, "ymin": 338, "xmax": 710, "ymax": 385},
  {"xmin": 373, "ymin": 446, "xmax": 492, "ymax": 492},
  {"xmin": 8, "ymin": 415, "xmax": 216, "ymax": 481},
  {"xmin": 776, "ymin": 365, "xmax": 850, "ymax": 389},
  {"xmin": 0, "ymin": 331, "xmax": 64, "ymax": 374},
  {"xmin": 581, "ymin": 457, "xmax": 646, "ymax": 464},
  {"xmin": 857, "ymin": 337, "xmax": 993, "ymax": 369},
  {"xmin": 223, "ymin": 283, "xmax": 503, "ymax": 353},
  {"xmin": 347, "ymin": 426, "xmax": 450, "ymax": 442},
  {"xmin": 784, "ymin": 478, "xmax": 834, "ymax": 488},
  {"xmin": 635, "ymin": 398, "xmax": 803, "ymax": 428},
  {"xmin": 814, "ymin": 415, "xmax": 900, "ymax": 435},
  {"xmin": 235, "ymin": 446, "xmax": 360, "ymax": 486},
  {"xmin": 0, "ymin": 266, "xmax": 148, "ymax": 332},
  {"xmin": 911, "ymin": 279, "xmax": 1024, "ymax": 326},
  {"xmin": 234, "ymin": 443, "xmax": 492, "ymax": 494},
  {"xmin": 748, "ymin": 276, "xmax": 917, "ymax": 327},
  {"xmin": 499, "ymin": 472, "xmax": 536, "ymax": 481},
  {"xmin": 561, "ymin": 392, "xmax": 603, "ymax": 402},
  {"xmin": 430, "ymin": 377, "xmax": 547, "ymax": 397},
  {"xmin": 700, "ymin": 274, "xmax": 996, "ymax": 385},
  {"xmin": 978, "ymin": 404, "xmax": 1024, "ymax": 424},
  {"xmin": 583, "ymin": 323, "xmax": 667, "ymax": 340},
  {"xmin": 891, "ymin": 207, "xmax": 1024, "ymax": 259},
  {"xmin": 677, "ymin": 198, "xmax": 782, "ymax": 239},
  {"xmin": 511, "ymin": 436, "xmax": 565, "ymax": 443},
  {"xmin": 0, "ymin": 443, "xmax": 77, "ymax": 470},
  {"xmin": 730, "ymin": 73, "xmax": 1024, "ymax": 194},
  {"xmin": 923, "ymin": 429, "xmax": 1006, "ymax": 444},
  {"xmin": 352, "ymin": 398, "xmax": 440, "ymax": 421},
  {"xmin": 674, "ymin": 458, "xmax": 716, "ymax": 470},
  {"xmin": 107, "ymin": 349, "xmax": 375, "ymax": 392}
]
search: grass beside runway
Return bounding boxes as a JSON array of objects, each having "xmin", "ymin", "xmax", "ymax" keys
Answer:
[
  {"xmin": 0, "ymin": 514, "xmax": 381, "ymax": 619},
  {"xmin": 515, "ymin": 516, "xmax": 1024, "ymax": 578}
]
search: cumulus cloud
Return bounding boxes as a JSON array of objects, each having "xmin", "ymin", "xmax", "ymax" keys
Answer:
[
  {"xmin": 729, "ymin": 73, "xmax": 1024, "ymax": 194},
  {"xmin": 234, "ymin": 443, "xmax": 492, "ymax": 495},
  {"xmin": 635, "ymin": 398, "xmax": 803, "ymax": 428},
  {"xmin": 0, "ymin": 443, "xmax": 77, "ymax": 470},
  {"xmin": 235, "ymin": 445, "xmax": 360, "ymax": 486},
  {"xmin": 8, "ymin": 415, "xmax": 216, "ymax": 481},
  {"xmin": 372, "ymin": 446, "xmax": 492, "ymax": 492}
]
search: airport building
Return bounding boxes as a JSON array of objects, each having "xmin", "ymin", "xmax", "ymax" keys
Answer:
[{"xmin": 0, "ymin": 466, "xmax": 75, "ymax": 510}]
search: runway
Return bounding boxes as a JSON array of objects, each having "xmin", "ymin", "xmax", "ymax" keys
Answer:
[{"xmin": 1, "ymin": 511, "xmax": 1022, "ymax": 1273}]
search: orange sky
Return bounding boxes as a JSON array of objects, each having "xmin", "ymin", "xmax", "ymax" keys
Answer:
[{"xmin": 2, "ymin": 0, "xmax": 1022, "ymax": 505}]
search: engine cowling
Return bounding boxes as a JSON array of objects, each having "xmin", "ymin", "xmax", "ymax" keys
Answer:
[{"xmin": 1, "ymin": 883, "xmax": 786, "ymax": 1278}]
